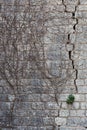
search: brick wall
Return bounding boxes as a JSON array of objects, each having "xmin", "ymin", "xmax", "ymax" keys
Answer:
[{"xmin": 0, "ymin": 0, "xmax": 87, "ymax": 130}]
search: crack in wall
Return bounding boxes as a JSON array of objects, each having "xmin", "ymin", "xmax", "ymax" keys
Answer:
[
  {"xmin": 54, "ymin": 1, "xmax": 81, "ymax": 128},
  {"xmin": 71, "ymin": 1, "xmax": 80, "ymax": 93},
  {"xmin": 66, "ymin": 16, "xmax": 79, "ymax": 93},
  {"xmin": 73, "ymin": 6, "xmax": 79, "ymax": 30},
  {"xmin": 66, "ymin": 31, "xmax": 78, "ymax": 92},
  {"xmin": 63, "ymin": 0, "xmax": 80, "ymax": 93},
  {"xmin": 67, "ymin": 34, "xmax": 78, "ymax": 92},
  {"xmin": 68, "ymin": 50, "xmax": 78, "ymax": 92}
]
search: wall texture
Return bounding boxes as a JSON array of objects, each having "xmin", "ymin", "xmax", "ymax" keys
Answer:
[{"xmin": 0, "ymin": 0, "xmax": 87, "ymax": 130}]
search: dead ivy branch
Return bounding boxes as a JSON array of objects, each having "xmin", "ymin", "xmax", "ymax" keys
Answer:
[{"xmin": 0, "ymin": 0, "xmax": 73, "ymax": 128}]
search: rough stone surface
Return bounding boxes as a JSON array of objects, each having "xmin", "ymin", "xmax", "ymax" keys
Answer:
[{"xmin": 0, "ymin": 0, "xmax": 87, "ymax": 130}]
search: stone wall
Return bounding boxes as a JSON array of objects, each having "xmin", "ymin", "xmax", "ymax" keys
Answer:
[{"xmin": 0, "ymin": 0, "xmax": 87, "ymax": 130}]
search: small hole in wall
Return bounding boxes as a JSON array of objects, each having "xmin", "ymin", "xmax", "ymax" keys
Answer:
[
  {"xmin": 72, "ymin": 12, "xmax": 75, "ymax": 18},
  {"xmin": 68, "ymin": 34, "xmax": 70, "ymax": 40},
  {"xmin": 69, "ymin": 51, "xmax": 71, "ymax": 60},
  {"xmin": 67, "ymin": 34, "xmax": 70, "ymax": 44}
]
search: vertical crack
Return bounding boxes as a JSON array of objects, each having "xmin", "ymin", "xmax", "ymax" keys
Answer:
[
  {"xmin": 68, "ymin": 50, "xmax": 78, "ymax": 92},
  {"xmin": 69, "ymin": 50, "xmax": 78, "ymax": 92},
  {"xmin": 65, "ymin": 0, "xmax": 80, "ymax": 93},
  {"xmin": 71, "ymin": 0, "xmax": 80, "ymax": 93},
  {"xmin": 67, "ymin": 33, "xmax": 78, "ymax": 92},
  {"xmin": 62, "ymin": 0, "xmax": 79, "ymax": 93},
  {"xmin": 75, "ymin": 70, "xmax": 78, "ymax": 92},
  {"xmin": 72, "ymin": 2, "xmax": 79, "ymax": 30},
  {"xmin": 73, "ymin": 14, "xmax": 78, "ymax": 30}
]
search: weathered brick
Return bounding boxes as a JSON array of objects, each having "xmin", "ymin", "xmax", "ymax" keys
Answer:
[
  {"xmin": 80, "ymin": 0, "xmax": 87, "ymax": 4},
  {"xmin": 66, "ymin": 5, "xmax": 75, "ymax": 12},
  {"xmin": 32, "ymin": 102, "xmax": 45, "ymax": 110},
  {"xmin": 77, "ymin": 5, "xmax": 87, "ymax": 11},
  {"xmin": 64, "ymin": 0, "xmax": 78, "ymax": 5},
  {"xmin": 55, "ymin": 117, "xmax": 67, "ymax": 125},
  {"xmin": 43, "ymin": 117, "xmax": 55, "ymax": 125},
  {"xmin": 74, "ymin": 94, "xmax": 85, "ymax": 101},
  {"xmin": 67, "ymin": 117, "xmax": 87, "ymax": 127},
  {"xmin": 46, "ymin": 102, "xmax": 59, "ymax": 109},
  {"xmin": 70, "ymin": 110, "xmax": 85, "ymax": 117},
  {"xmin": 59, "ymin": 110, "xmax": 69, "ymax": 117}
]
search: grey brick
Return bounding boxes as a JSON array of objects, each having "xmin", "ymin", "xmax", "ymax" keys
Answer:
[{"xmin": 32, "ymin": 102, "xmax": 45, "ymax": 110}]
